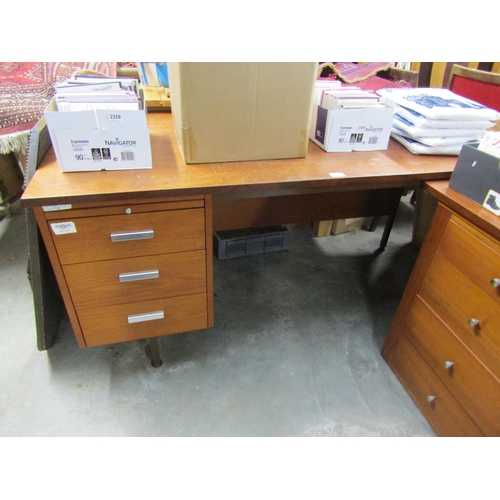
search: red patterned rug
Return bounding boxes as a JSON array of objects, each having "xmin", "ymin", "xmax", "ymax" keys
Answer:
[{"xmin": 0, "ymin": 62, "xmax": 116, "ymax": 154}]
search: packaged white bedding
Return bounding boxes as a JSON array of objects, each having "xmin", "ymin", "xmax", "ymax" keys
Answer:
[
  {"xmin": 391, "ymin": 132, "xmax": 474, "ymax": 155},
  {"xmin": 392, "ymin": 127, "xmax": 484, "ymax": 147},
  {"xmin": 393, "ymin": 113, "xmax": 486, "ymax": 139},
  {"xmin": 393, "ymin": 104, "xmax": 494, "ymax": 130},
  {"xmin": 378, "ymin": 88, "xmax": 500, "ymax": 121}
]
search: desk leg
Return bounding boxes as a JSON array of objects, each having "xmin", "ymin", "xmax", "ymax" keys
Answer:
[
  {"xmin": 147, "ymin": 338, "xmax": 163, "ymax": 368},
  {"xmin": 379, "ymin": 188, "xmax": 404, "ymax": 250}
]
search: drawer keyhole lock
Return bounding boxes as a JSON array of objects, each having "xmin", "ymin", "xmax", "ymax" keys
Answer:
[
  {"xmin": 443, "ymin": 360, "xmax": 454, "ymax": 371},
  {"xmin": 468, "ymin": 318, "xmax": 480, "ymax": 328}
]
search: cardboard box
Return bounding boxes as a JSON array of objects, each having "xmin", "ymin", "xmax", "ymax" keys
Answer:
[
  {"xmin": 331, "ymin": 217, "xmax": 373, "ymax": 235},
  {"xmin": 449, "ymin": 143, "xmax": 500, "ymax": 214},
  {"xmin": 43, "ymin": 93, "xmax": 152, "ymax": 172},
  {"xmin": 310, "ymin": 103, "xmax": 394, "ymax": 152},
  {"xmin": 168, "ymin": 62, "xmax": 317, "ymax": 164}
]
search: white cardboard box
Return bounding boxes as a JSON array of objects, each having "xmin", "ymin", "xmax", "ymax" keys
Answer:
[
  {"xmin": 43, "ymin": 95, "xmax": 152, "ymax": 172},
  {"xmin": 310, "ymin": 103, "xmax": 394, "ymax": 152},
  {"xmin": 168, "ymin": 62, "xmax": 317, "ymax": 164}
]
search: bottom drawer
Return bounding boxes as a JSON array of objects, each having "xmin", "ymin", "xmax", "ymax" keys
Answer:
[
  {"xmin": 77, "ymin": 294, "xmax": 208, "ymax": 347},
  {"xmin": 389, "ymin": 334, "xmax": 483, "ymax": 436}
]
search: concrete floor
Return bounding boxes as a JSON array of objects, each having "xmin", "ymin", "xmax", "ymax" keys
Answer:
[{"xmin": 0, "ymin": 195, "xmax": 435, "ymax": 437}]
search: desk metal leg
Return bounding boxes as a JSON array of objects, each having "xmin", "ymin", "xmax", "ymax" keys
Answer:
[
  {"xmin": 147, "ymin": 338, "xmax": 163, "ymax": 368},
  {"xmin": 379, "ymin": 188, "xmax": 404, "ymax": 250}
]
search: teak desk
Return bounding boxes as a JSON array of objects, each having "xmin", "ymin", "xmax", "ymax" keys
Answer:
[{"xmin": 22, "ymin": 112, "xmax": 457, "ymax": 365}]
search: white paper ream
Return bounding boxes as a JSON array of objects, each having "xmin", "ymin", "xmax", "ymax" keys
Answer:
[
  {"xmin": 391, "ymin": 133, "xmax": 464, "ymax": 155},
  {"xmin": 378, "ymin": 88, "xmax": 500, "ymax": 121},
  {"xmin": 393, "ymin": 104, "xmax": 494, "ymax": 130}
]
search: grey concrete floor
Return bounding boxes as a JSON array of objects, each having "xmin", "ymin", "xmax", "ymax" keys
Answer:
[{"xmin": 0, "ymin": 195, "xmax": 435, "ymax": 437}]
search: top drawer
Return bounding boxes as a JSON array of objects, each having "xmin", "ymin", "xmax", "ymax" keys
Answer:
[
  {"xmin": 437, "ymin": 216, "xmax": 500, "ymax": 305},
  {"xmin": 49, "ymin": 206, "xmax": 206, "ymax": 265}
]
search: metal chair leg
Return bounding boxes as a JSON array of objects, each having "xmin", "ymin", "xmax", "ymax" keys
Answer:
[{"xmin": 148, "ymin": 337, "xmax": 163, "ymax": 368}]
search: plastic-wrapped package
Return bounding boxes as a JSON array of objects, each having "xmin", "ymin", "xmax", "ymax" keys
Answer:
[
  {"xmin": 391, "ymin": 133, "xmax": 470, "ymax": 155},
  {"xmin": 378, "ymin": 88, "xmax": 500, "ymax": 121},
  {"xmin": 393, "ymin": 113, "xmax": 486, "ymax": 138},
  {"xmin": 393, "ymin": 104, "xmax": 494, "ymax": 130},
  {"xmin": 392, "ymin": 127, "xmax": 484, "ymax": 147}
]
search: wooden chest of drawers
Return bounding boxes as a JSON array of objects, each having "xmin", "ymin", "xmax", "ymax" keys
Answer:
[
  {"xmin": 33, "ymin": 196, "xmax": 213, "ymax": 348},
  {"xmin": 382, "ymin": 181, "xmax": 500, "ymax": 436}
]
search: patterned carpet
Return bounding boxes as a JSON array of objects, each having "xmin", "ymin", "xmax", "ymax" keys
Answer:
[{"xmin": 0, "ymin": 62, "xmax": 116, "ymax": 154}]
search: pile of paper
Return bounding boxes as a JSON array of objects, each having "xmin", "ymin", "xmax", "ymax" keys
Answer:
[
  {"xmin": 378, "ymin": 88, "xmax": 500, "ymax": 155},
  {"xmin": 315, "ymin": 83, "xmax": 384, "ymax": 110},
  {"xmin": 54, "ymin": 76, "xmax": 142, "ymax": 112}
]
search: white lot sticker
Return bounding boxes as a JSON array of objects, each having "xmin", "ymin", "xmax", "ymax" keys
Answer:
[
  {"xmin": 51, "ymin": 222, "xmax": 77, "ymax": 235},
  {"xmin": 329, "ymin": 172, "xmax": 346, "ymax": 178},
  {"xmin": 43, "ymin": 204, "xmax": 72, "ymax": 212},
  {"xmin": 106, "ymin": 113, "xmax": 123, "ymax": 123}
]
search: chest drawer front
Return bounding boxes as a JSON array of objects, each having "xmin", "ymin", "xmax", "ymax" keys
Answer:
[
  {"xmin": 419, "ymin": 252, "xmax": 500, "ymax": 380},
  {"xmin": 64, "ymin": 250, "xmax": 207, "ymax": 309},
  {"xmin": 50, "ymin": 208, "xmax": 206, "ymax": 265},
  {"xmin": 389, "ymin": 334, "xmax": 482, "ymax": 436},
  {"xmin": 437, "ymin": 217, "xmax": 500, "ymax": 305},
  {"xmin": 405, "ymin": 296, "xmax": 500, "ymax": 436},
  {"xmin": 78, "ymin": 294, "xmax": 209, "ymax": 347}
]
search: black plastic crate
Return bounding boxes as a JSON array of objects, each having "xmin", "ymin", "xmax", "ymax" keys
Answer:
[{"xmin": 214, "ymin": 225, "xmax": 291, "ymax": 260}]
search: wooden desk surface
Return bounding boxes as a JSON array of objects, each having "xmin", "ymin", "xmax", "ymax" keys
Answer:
[
  {"xmin": 22, "ymin": 112, "xmax": 457, "ymax": 207},
  {"xmin": 426, "ymin": 180, "xmax": 500, "ymax": 242}
]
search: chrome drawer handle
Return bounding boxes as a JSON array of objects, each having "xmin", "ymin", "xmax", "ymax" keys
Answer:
[
  {"xmin": 491, "ymin": 278, "xmax": 500, "ymax": 288},
  {"xmin": 468, "ymin": 318, "xmax": 480, "ymax": 327},
  {"xmin": 127, "ymin": 311, "xmax": 164, "ymax": 324},
  {"xmin": 119, "ymin": 269, "xmax": 159, "ymax": 282},
  {"xmin": 110, "ymin": 229, "xmax": 154, "ymax": 242},
  {"xmin": 443, "ymin": 360, "xmax": 454, "ymax": 370}
]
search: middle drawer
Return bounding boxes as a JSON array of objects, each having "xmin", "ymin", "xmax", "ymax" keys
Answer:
[{"xmin": 64, "ymin": 250, "xmax": 207, "ymax": 309}]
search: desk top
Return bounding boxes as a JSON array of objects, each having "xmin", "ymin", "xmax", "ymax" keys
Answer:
[
  {"xmin": 426, "ymin": 180, "xmax": 500, "ymax": 242},
  {"xmin": 22, "ymin": 112, "xmax": 457, "ymax": 207}
]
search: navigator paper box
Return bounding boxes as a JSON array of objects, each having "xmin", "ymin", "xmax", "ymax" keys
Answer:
[
  {"xmin": 310, "ymin": 103, "xmax": 394, "ymax": 152},
  {"xmin": 168, "ymin": 62, "xmax": 317, "ymax": 164},
  {"xmin": 43, "ymin": 95, "xmax": 152, "ymax": 172}
]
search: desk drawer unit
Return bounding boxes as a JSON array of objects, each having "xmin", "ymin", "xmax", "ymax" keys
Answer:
[
  {"xmin": 382, "ymin": 201, "xmax": 500, "ymax": 436},
  {"xmin": 35, "ymin": 197, "xmax": 213, "ymax": 348}
]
